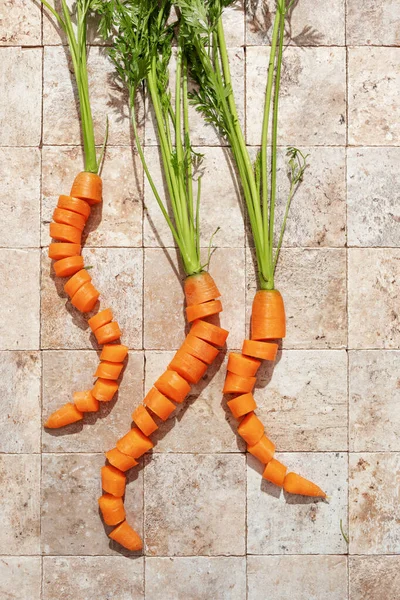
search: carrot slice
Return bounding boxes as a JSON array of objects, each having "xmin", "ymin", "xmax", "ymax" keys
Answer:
[
  {"xmin": 50, "ymin": 222, "xmax": 81, "ymax": 244},
  {"xmin": 227, "ymin": 352, "xmax": 261, "ymax": 377},
  {"xmin": 184, "ymin": 272, "xmax": 221, "ymax": 306},
  {"xmin": 251, "ymin": 289, "xmax": 286, "ymax": 340},
  {"xmin": 48, "ymin": 242, "xmax": 81, "ymax": 260},
  {"xmin": 106, "ymin": 448, "xmax": 138, "ymax": 472},
  {"xmin": 169, "ymin": 349, "xmax": 208, "ymax": 384},
  {"xmin": 92, "ymin": 378, "xmax": 119, "ymax": 402},
  {"xmin": 109, "ymin": 521, "xmax": 143, "ymax": 551},
  {"xmin": 53, "ymin": 255, "xmax": 84, "ymax": 278},
  {"xmin": 98, "ymin": 494, "xmax": 126, "ymax": 526},
  {"xmin": 283, "ymin": 472, "xmax": 326, "ymax": 498},
  {"xmin": 100, "ymin": 344, "xmax": 129, "ymax": 363},
  {"xmin": 57, "ymin": 194, "xmax": 91, "ymax": 219},
  {"xmin": 70, "ymin": 171, "xmax": 102, "ymax": 205},
  {"xmin": 88, "ymin": 308, "xmax": 113, "ymax": 333},
  {"xmin": 227, "ymin": 393, "xmax": 257, "ymax": 419},
  {"xmin": 262, "ymin": 458, "xmax": 287, "ymax": 487},
  {"xmin": 101, "ymin": 465, "xmax": 126, "ymax": 497},
  {"xmin": 64, "ymin": 269, "xmax": 91, "ymax": 298},
  {"xmin": 190, "ymin": 320, "xmax": 229, "ymax": 347},
  {"xmin": 95, "ymin": 322, "xmax": 121, "ymax": 345},
  {"xmin": 44, "ymin": 402, "xmax": 83, "ymax": 429},
  {"xmin": 73, "ymin": 390, "xmax": 99, "ymax": 412},
  {"xmin": 154, "ymin": 370, "xmax": 191, "ymax": 404},
  {"xmin": 223, "ymin": 372, "xmax": 256, "ymax": 394},
  {"xmin": 53, "ymin": 207, "xmax": 86, "ymax": 231},
  {"xmin": 242, "ymin": 339, "xmax": 278, "ymax": 361},
  {"xmin": 186, "ymin": 299, "xmax": 223, "ymax": 323},
  {"xmin": 71, "ymin": 282, "xmax": 100, "ymax": 312},
  {"xmin": 237, "ymin": 412, "xmax": 264, "ymax": 445},
  {"xmin": 144, "ymin": 387, "xmax": 176, "ymax": 421},
  {"xmin": 94, "ymin": 361, "xmax": 124, "ymax": 380},
  {"xmin": 132, "ymin": 404, "xmax": 158, "ymax": 436},
  {"xmin": 181, "ymin": 334, "xmax": 219, "ymax": 365},
  {"xmin": 116, "ymin": 428, "xmax": 154, "ymax": 458},
  {"xmin": 247, "ymin": 435, "xmax": 275, "ymax": 464}
]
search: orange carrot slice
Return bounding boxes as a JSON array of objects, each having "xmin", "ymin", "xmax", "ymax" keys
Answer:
[
  {"xmin": 48, "ymin": 242, "xmax": 81, "ymax": 260},
  {"xmin": 169, "ymin": 349, "xmax": 208, "ymax": 384},
  {"xmin": 94, "ymin": 361, "xmax": 124, "ymax": 380},
  {"xmin": 95, "ymin": 322, "xmax": 121, "ymax": 344},
  {"xmin": 98, "ymin": 494, "xmax": 126, "ymax": 526},
  {"xmin": 237, "ymin": 412, "xmax": 264, "ymax": 445},
  {"xmin": 184, "ymin": 272, "xmax": 221, "ymax": 306},
  {"xmin": 44, "ymin": 402, "xmax": 83, "ymax": 429},
  {"xmin": 106, "ymin": 448, "xmax": 138, "ymax": 472},
  {"xmin": 53, "ymin": 207, "xmax": 86, "ymax": 231},
  {"xmin": 50, "ymin": 222, "xmax": 81, "ymax": 244},
  {"xmin": 109, "ymin": 521, "xmax": 143, "ymax": 551},
  {"xmin": 242, "ymin": 339, "xmax": 278, "ymax": 361},
  {"xmin": 190, "ymin": 320, "xmax": 229, "ymax": 347},
  {"xmin": 73, "ymin": 390, "xmax": 99, "ymax": 412},
  {"xmin": 223, "ymin": 372, "xmax": 256, "ymax": 394},
  {"xmin": 132, "ymin": 405, "xmax": 158, "ymax": 436},
  {"xmin": 100, "ymin": 344, "xmax": 129, "ymax": 363},
  {"xmin": 53, "ymin": 255, "xmax": 84, "ymax": 278},
  {"xmin": 116, "ymin": 428, "xmax": 154, "ymax": 458},
  {"xmin": 251, "ymin": 289, "xmax": 286, "ymax": 340},
  {"xmin": 101, "ymin": 465, "xmax": 126, "ymax": 497},
  {"xmin": 262, "ymin": 458, "xmax": 287, "ymax": 487},
  {"xmin": 186, "ymin": 299, "xmax": 223, "ymax": 323},
  {"xmin": 64, "ymin": 269, "xmax": 91, "ymax": 297},
  {"xmin": 88, "ymin": 308, "xmax": 113, "ymax": 333},
  {"xmin": 181, "ymin": 334, "xmax": 219, "ymax": 365},
  {"xmin": 57, "ymin": 194, "xmax": 91, "ymax": 219},
  {"xmin": 154, "ymin": 370, "xmax": 191, "ymax": 404},
  {"xmin": 227, "ymin": 393, "xmax": 257, "ymax": 419},
  {"xmin": 71, "ymin": 282, "xmax": 100, "ymax": 312},
  {"xmin": 247, "ymin": 435, "xmax": 275, "ymax": 464},
  {"xmin": 283, "ymin": 472, "xmax": 326, "ymax": 498},
  {"xmin": 227, "ymin": 352, "xmax": 261, "ymax": 377},
  {"xmin": 92, "ymin": 378, "xmax": 119, "ymax": 402},
  {"xmin": 70, "ymin": 171, "xmax": 102, "ymax": 205},
  {"xmin": 144, "ymin": 387, "xmax": 176, "ymax": 421}
]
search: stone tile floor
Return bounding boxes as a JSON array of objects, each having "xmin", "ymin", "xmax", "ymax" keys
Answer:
[{"xmin": 0, "ymin": 1, "xmax": 399, "ymax": 598}]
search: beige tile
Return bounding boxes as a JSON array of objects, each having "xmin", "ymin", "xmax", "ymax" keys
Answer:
[
  {"xmin": 348, "ymin": 148, "xmax": 400, "ymax": 247},
  {"xmin": 42, "ymin": 350, "xmax": 143, "ymax": 452},
  {"xmin": 247, "ymin": 452, "xmax": 348, "ymax": 554},
  {"xmin": 145, "ymin": 557, "xmax": 246, "ymax": 600},
  {"xmin": 144, "ymin": 453, "xmax": 246, "ymax": 556},
  {"xmin": 349, "ymin": 453, "xmax": 400, "ymax": 554},
  {"xmin": 246, "ymin": 47, "xmax": 346, "ymax": 146},
  {"xmin": 0, "ymin": 455, "xmax": 40, "ymax": 555},
  {"xmin": 41, "ymin": 453, "xmax": 143, "ymax": 555},
  {"xmin": 41, "ymin": 146, "xmax": 142, "ymax": 247},
  {"xmin": 223, "ymin": 4, "xmax": 245, "ymax": 47},
  {"xmin": 0, "ymin": 352, "xmax": 41, "ymax": 453},
  {"xmin": 348, "ymin": 249, "xmax": 400, "ymax": 349},
  {"xmin": 0, "ymin": 557, "xmax": 41, "ymax": 600},
  {"xmin": 246, "ymin": 0, "xmax": 345, "ymax": 46},
  {"xmin": 43, "ymin": 556, "xmax": 144, "ymax": 599},
  {"xmin": 347, "ymin": 0, "xmax": 400, "ymax": 45},
  {"xmin": 0, "ymin": 249, "xmax": 40, "ymax": 351},
  {"xmin": 248, "ymin": 555, "xmax": 348, "ymax": 600},
  {"xmin": 254, "ymin": 350, "xmax": 348, "ymax": 452},
  {"xmin": 0, "ymin": 0, "xmax": 41, "ymax": 45},
  {"xmin": 348, "ymin": 48, "xmax": 400, "ymax": 145},
  {"xmin": 42, "ymin": 0, "xmax": 106, "ymax": 45},
  {"xmin": 0, "ymin": 148, "xmax": 41, "ymax": 248},
  {"xmin": 41, "ymin": 247, "xmax": 143, "ymax": 349},
  {"xmin": 349, "ymin": 556, "xmax": 400, "ymax": 600}
]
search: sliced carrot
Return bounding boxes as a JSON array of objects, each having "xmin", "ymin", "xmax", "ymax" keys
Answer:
[
  {"xmin": 181, "ymin": 334, "xmax": 219, "ymax": 365},
  {"xmin": 247, "ymin": 435, "xmax": 275, "ymax": 464},
  {"xmin": 116, "ymin": 427, "xmax": 154, "ymax": 458},
  {"xmin": 227, "ymin": 352, "xmax": 261, "ymax": 377},
  {"xmin": 190, "ymin": 319, "xmax": 229, "ymax": 347},
  {"xmin": 227, "ymin": 393, "xmax": 257, "ymax": 419},
  {"xmin": 92, "ymin": 378, "xmax": 119, "ymax": 402},
  {"xmin": 144, "ymin": 387, "xmax": 176, "ymax": 421},
  {"xmin": 95, "ymin": 322, "xmax": 121, "ymax": 345},
  {"xmin": 242, "ymin": 339, "xmax": 278, "ymax": 361},
  {"xmin": 44, "ymin": 402, "xmax": 83, "ymax": 429},
  {"xmin": 94, "ymin": 361, "xmax": 124, "ymax": 380},
  {"xmin": 186, "ymin": 299, "xmax": 223, "ymax": 323},
  {"xmin": 64, "ymin": 268, "xmax": 91, "ymax": 298},
  {"xmin": 98, "ymin": 493, "xmax": 126, "ymax": 526},
  {"xmin": 70, "ymin": 171, "xmax": 102, "ymax": 205},
  {"xmin": 53, "ymin": 207, "xmax": 86, "ymax": 231},
  {"xmin": 251, "ymin": 289, "xmax": 286, "ymax": 340},
  {"xmin": 132, "ymin": 405, "xmax": 158, "ymax": 436},
  {"xmin": 73, "ymin": 390, "xmax": 99, "ymax": 412},
  {"xmin": 223, "ymin": 372, "xmax": 256, "ymax": 394},
  {"xmin": 88, "ymin": 308, "xmax": 113, "ymax": 333},
  {"xmin": 184, "ymin": 272, "xmax": 221, "ymax": 306},
  {"xmin": 53, "ymin": 255, "xmax": 84, "ymax": 278},
  {"xmin": 106, "ymin": 448, "xmax": 138, "ymax": 472},
  {"xmin": 237, "ymin": 411, "xmax": 264, "ymax": 445},
  {"xmin": 48, "ymin": 242, "xmax": 81, "ymax": 260},
  {"xmin": 71, "ymin": 282, "xmax": 100, "ymax": 312},
  {"xmin": 101, "ymin": 465, "xmax": 126, "ymax": 497},
  {"xmin": 58, "ymin": 194, "xmax": 91, "ymax": 219},
  {"xmin": 169, "ymin": 349, "xmax": 208, "ymax": 384},
  {"xmin": 154, "ymin": 370, "xmax": 191, "ymax": 404},
  {"xmin": 100, "ymin": 344, "xmax": 129, "ymax": 363},
  {"xmin": 50, "ymin": 222, "xmax": 81, "ymax": 244},
  {"xmin": 262, "ymin": 458, "xmax": 287, "ymax": 487},
  {"xmin": 109, "ymin": 521, "xmax": 142, "ymax": 551},
  {"xmin": 283, "ymin": 472, "xmax": 326, "ymax": 498}
]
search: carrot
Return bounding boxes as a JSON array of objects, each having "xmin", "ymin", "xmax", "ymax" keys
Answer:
[
  {"xmin": 106, "ymin": 448, "xmax": 138, "ymax": 472},
  {"xmin": 70, "ymin": 171, "xmax": 102, "ymax": 205},
  {"xmin": 73, "ymin": 390, "xmax": 99, "ymax": 412},
  {"xmin": 251, "ymin": 289, "xmax": 286, "ymax": 340},
  {"xmin": 100, "ymin": 344, "xmax": 129, "ymax": 363},
  {"xmin": 181, "ymin": 334, "xmax": 219, "ymax": 365},
  {"xmin": 64, "ymin": 268, "xmax": 91, "ymax": 298},
  {"xmin": 223, "ymin": 372, "xmax": 256, "ymax": 394},
  {"xmin": 184, "ymin": 272, "xmax": 221, "ymax": 306},
  {"xmin": 227, "ymin": 393, "xmax": 257, "ymax": 420},
  {"xmin": 242, "ymin": 339, "xmax": 278, "ymax": 361},
  {"xmin": 98, "ymin": 494, "xmax": 126, "ymax": 526},
  {"xmin": 116, "ymin": 427, "xmax": 154, "ymax": 459},
  {"xmin": 94, "ymin": 322, "xmax": 121, "ymax": 345},
  {"xmin": 44, "ymin": 402, "xmax": 83, "ymax": 428},
  {"xmin": 53, "ymin": 207, "xmax": 86, "ymax": 231},
  {"xmin": 88, "ymin": 308, "xmax": 113, "ymax": 333},
  {"xmin": 227, "ymin": 352, "xmax": 261, "ymax": 377},
  {"xmin": 237, "ymin": 412, "xmax": 264, "ymax": 445},
  {"xmin": 169, "ymin": 349, "xmax": 208, "ymax": 384},
  {"xmin": 262, "ymin": 458, "xmax": 287, "ymax": 487},
  {"xmin": 53, "ymin": 255, "xmax": 84, "ymax": 278},
  {"xmin": 190, "ymin": 319, "xmax": 229, "ymax": 347},
  {"xmin": 144, "ymin": 387, "xmax": 176, "ymax": 421},
  {"xmin": 71, "ymin": 281, "xmax": 100, "ymax": 312},
  {"xmin": 94, "ymin": 361, "xmax": 124, "ymax": 380},
  {"xmin": 50, "ymin": 222, "xmax": 81, "ymax": 244},
  {"xmin": 57, "ymin": 194, "xmax": 91, "ymax": 219},
  {"xmin": 92, "ymin": 378, "xmax": 119, "ymax": 402},
  {"xmin": 109, "ymin": 521, "xmax": 143, "ymax": 551},
  {"xmin": 247, "ymin": 435, "xmax": 275, "ymax": 464},
  {"xmin": 186, "ymin": 299, "xmax": 222, "ymax": 323},
  {"xmin": 283, "ymin": 472, "xmax": 326, "ymax": 498},
  {"xmin": 132, "ymin": 405, "xmax": 158, "ymax": 436},
  {"xmin": 48, "ymin": 242, "xmax": 81, "ymax": 260},
  {"xmin": 154, "ymin": 370, "xmax": 191, "ymax": 404},
  {"xmin": 101, "ymin": 465, "xmax": 126, "ymax": 497}
]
